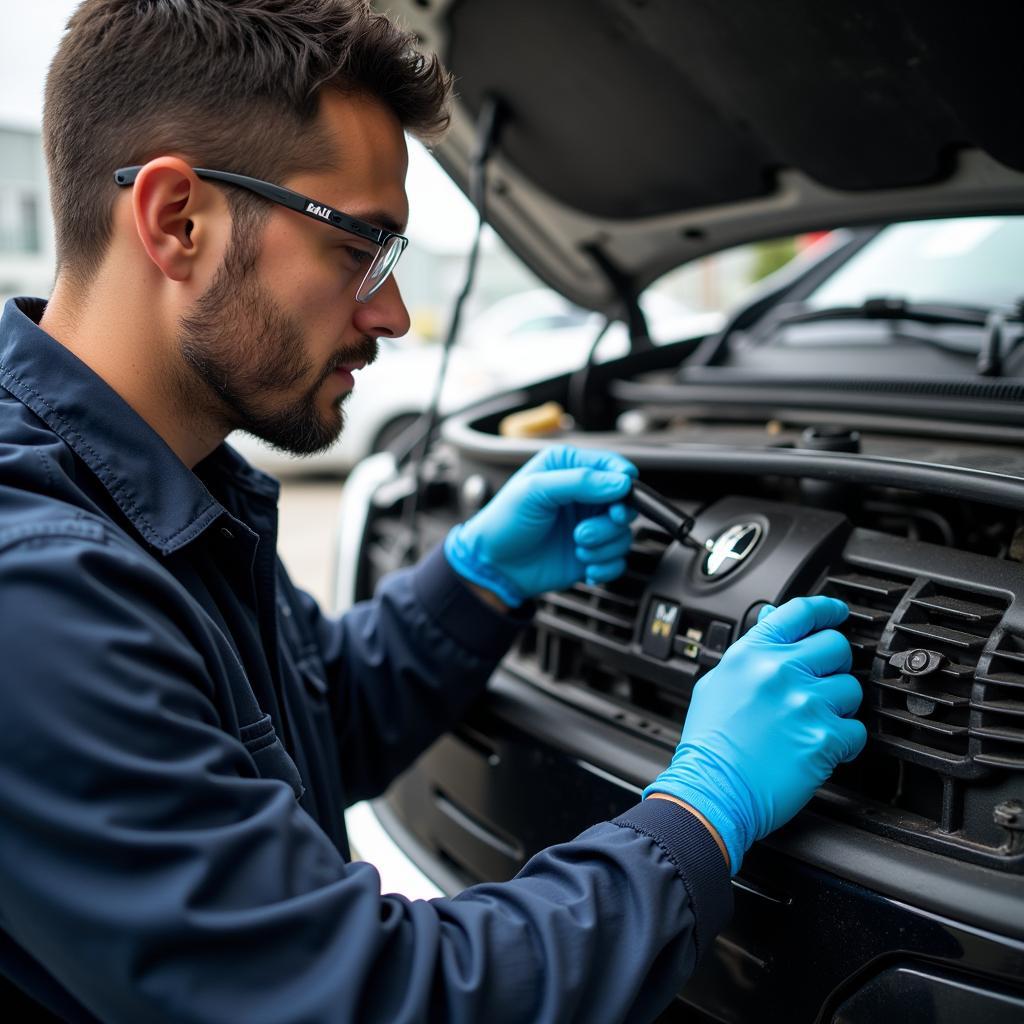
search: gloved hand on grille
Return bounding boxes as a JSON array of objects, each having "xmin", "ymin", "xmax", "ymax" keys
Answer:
[
  {"xmin": 444, "ymin": 444, "xmax": 638, "ymax": 608},
  {"xmin": 644, "ymin": 596, "xmax": 867, "ymax": 874}
]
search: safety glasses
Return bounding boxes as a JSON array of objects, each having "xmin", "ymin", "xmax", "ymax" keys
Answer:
[{"xmin": 114, "ymin": 165, "xmax": 408, "ymax": 302}]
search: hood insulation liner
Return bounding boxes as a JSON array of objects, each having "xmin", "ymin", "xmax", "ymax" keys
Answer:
[{"xmin": 447, "ymin": 0, "xmax": 1024, "ymax": 220}]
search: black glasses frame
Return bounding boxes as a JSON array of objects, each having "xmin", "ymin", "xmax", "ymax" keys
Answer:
[{"xmin": 113, "ymin": 165, "xmax": 408, "ymax": 301}]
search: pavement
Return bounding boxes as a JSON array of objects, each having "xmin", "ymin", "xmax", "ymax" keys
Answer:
[{"xmin": 276, "ymin": 477, "xmax": 347, "ymax": 610}]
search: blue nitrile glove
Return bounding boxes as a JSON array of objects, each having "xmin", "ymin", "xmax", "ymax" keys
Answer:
[
  {"xmin": 644, "ymin": 597, "xmax": 867, "ymax": 874},
  {"xmin": 444, "ymin": 444, "xmax": 639, "ymax": 607}
]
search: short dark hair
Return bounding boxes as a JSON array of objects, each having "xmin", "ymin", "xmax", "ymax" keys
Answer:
[{"xmin": 43, "ymin": 0, "xmax": 452, "ymax": 291}]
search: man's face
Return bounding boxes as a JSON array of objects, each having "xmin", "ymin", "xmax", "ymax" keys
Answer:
[{"xmin": 177, "ymin": 91, "xmax": 411, "ymax": 455}]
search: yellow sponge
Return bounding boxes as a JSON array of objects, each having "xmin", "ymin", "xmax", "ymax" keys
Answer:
[{"xmin": 498, "ymin": 401, "xmax": 569, "ymax": 438}]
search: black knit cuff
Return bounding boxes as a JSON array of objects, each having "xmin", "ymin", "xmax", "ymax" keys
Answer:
[{"xmin": 612, "ymin": 798, "xmax": 733, "ymax": 961}]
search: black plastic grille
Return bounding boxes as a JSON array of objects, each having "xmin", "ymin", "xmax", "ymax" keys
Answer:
[
  {"xmin": 875, "ymin": 582, "xmax": 1007, "ymax": 766},
  {"xmin": 359, "ymin": 485, "xmax": 1024, "ymax": 869},
  {"xmin": 975, "ymin": 634, "xmax": 1024, "ymax": 770},
  {"xmin": 521, "ymin": 526, "xmax": 691, "ymax": 738},
  {"xmin": 535, "ymin": 527, "xmax": 671, "ymax": 659},
  {"xmin": 819, "ymin": 569, "xmax": 909, "ymax": 679}
]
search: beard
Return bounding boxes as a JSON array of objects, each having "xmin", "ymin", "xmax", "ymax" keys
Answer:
[{"xmin": 176, "ymin": 231, "xmax": 378, "ymax": 456}]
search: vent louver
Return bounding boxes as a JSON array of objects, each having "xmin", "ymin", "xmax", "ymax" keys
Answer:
[
  {"xmin": 975, "ymin": 633, "xmax": 1024, "ymax": 770},
  {"xmin": 819, "ymin": 569, "xmax": 910, "ymax": 680},
  {"xmin": 876, "ymin": 581, "xmax": 1007, "ymax": 767},
  {"xmin": 519, "ymin": 525, "xmax": 688, "ymax": 739},
  {"xmin": 535, "ymin": 527, "xmax": 671, "ymax": 661}
]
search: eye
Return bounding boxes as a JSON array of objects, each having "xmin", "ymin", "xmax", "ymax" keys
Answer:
[{"xmin": 338, "ymin": 245, "xmax": 374, "ymax": 271}]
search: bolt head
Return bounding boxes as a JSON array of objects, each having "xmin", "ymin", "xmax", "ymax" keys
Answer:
[
  {"xmin": 907, "ymin": 649, "xmax": 930, "ymax": 672},
  {"xmin": 994, "ymin": 800, "xmax": 1024, "ymax": 829}
]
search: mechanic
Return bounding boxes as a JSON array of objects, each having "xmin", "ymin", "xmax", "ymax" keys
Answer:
[{"xmin": 0, "ymin": 2, "xmax": 867, "ymax": 1021}]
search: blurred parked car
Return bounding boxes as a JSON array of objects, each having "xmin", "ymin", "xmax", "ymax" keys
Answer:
[{"xmin": 459, "ymin": 288, "xmax": 723, "ymax": 388}]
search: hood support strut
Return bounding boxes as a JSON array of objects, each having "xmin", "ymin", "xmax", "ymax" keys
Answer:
[
  {"xmin": 399, "ymin": 94, "xmax": 507, "ymax": 559},
  {"xmin": 584, "ymin": 243, "xmax": 653, "ymax": 355},
  {"xmin": 568, "ymin": 244, "xmax": 653, "ymax": 429}
]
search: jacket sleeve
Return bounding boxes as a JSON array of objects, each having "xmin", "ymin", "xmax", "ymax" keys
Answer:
[
  {"xmin": 292, "ymin": 543, "xmax": 535, "ymax": 803},
  {"xmin": 0, "ymin": 532, "xmax": 732, "ymax": 1024}
]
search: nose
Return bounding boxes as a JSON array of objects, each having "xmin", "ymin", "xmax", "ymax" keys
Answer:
[{"xmin": 352, "ymin": 274, "xmax": 410, "ymax": 339}]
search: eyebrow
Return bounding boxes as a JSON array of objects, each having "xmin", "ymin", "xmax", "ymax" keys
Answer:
[{"xmin": 347, "ymin": 208, "xmax": 407, "ymax": 235}]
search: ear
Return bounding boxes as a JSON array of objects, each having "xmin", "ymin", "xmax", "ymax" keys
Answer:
[{"xmin": 127, "ymin": 158, "xmax": 226, "ymax": 282}]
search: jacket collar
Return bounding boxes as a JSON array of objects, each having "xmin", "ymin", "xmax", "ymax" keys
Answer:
[{"xmin": 0, "ymin": 297, "xmax": 279, "ymax": 555}]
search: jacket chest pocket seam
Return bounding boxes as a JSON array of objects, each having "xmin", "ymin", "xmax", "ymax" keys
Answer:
[{"xmin": 293, "ymin": 643, "xmax": 329, "ymax": 698}]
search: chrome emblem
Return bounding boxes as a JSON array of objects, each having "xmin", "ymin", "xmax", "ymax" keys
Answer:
[{"xmin": 702, "ymin": 522, "xmax": 762, "ymax": 578}]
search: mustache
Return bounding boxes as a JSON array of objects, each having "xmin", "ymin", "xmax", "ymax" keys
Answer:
[{"xmin": 322, "ymin": 336, "xmax": 379, "ymax": 379}]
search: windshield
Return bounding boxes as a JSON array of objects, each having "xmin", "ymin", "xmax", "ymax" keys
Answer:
[{"xmin": 804, "ymin": 216, "xmax": 1024, "ymax": 312}]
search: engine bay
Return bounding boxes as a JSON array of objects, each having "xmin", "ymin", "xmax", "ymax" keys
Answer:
[{"xmin": 361, "ymin": 389, "xmax": 1024, "ymax": 875}]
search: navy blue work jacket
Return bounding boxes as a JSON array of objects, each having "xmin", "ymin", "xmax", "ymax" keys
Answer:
[{"xmin": 0, "ymin": 297, "xmax": 731, "ymax": 1023}]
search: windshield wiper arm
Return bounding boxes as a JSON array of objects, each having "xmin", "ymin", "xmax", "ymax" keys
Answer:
[
  {"xmin": 770, "ymin": 295, "xmax": 1024, "ymax": 376},
  {"xmin": 772, "ymin": 296, "xmax": 993, "ymax": 329}
]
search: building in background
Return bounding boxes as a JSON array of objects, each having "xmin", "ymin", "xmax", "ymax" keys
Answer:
[{"xmin": 0, "ymin": 125, "xmax": 54, "ymax": 303}]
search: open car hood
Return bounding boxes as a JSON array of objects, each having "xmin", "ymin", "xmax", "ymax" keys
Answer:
[{"xmin": 382, "ymin": 0, "xmax": 1024, "ymax": 314}]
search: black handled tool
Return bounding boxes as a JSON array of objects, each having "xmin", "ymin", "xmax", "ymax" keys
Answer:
[{"xmin": 628, "ymin": 480, "xmax": 706, "ymax": 551}]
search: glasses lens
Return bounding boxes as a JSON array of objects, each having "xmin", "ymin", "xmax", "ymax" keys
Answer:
[{"xmin": 356, "ymin": 235, "xmax": 407, "ymax": 302}]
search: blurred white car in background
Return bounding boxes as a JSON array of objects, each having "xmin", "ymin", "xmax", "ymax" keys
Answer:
[
  {"xmin": 228, "ymin": 288, "xmax": 722, "ymax": 476},
  {"xmin": 458, "ymin": 288, "xmax": 723, "ymax": 389}
]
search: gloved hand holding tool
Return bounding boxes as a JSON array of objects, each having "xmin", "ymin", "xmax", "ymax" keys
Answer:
[
  {"xmin": 645, "ymin": 596, "xmax": 867, "ymax": 873},
  {"xmin": 445, "ymin": 444, "xmax": 639, "ymax": 606}
]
